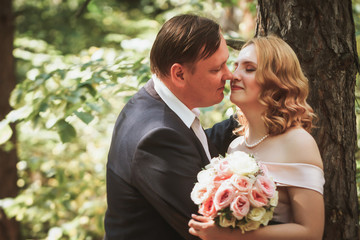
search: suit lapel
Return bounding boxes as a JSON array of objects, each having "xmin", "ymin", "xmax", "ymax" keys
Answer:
[{"xmin": 207, "ymin": 135, "xmax": 219, "ymax": 159}]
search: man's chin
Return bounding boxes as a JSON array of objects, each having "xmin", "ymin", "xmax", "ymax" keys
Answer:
[
  {"xmin": 217, "ymin": 93, "xmax": 225, "ymax": 103},
  {"xmin": 212, "ymin": 96, "xmax": 224, "ymax": 106}
]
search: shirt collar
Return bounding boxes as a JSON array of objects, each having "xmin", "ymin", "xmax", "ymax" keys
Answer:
[{"xmin": 153, "ymin": 74, "xmax": 197, "ymax": 128}]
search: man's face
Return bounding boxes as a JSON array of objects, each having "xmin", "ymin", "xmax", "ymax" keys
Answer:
[{"xmin": 183, "ymin": 35, "xmax": 232, "ymax": 109}]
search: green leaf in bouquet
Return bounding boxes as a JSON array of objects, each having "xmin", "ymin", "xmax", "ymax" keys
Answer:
[
  {"xmin": 74, "ymin": 111, "xmax": 94, "ymax": 125},
  {"xmin": 55, "ymin": 119, "xmax": 76, "ymax": 143}
]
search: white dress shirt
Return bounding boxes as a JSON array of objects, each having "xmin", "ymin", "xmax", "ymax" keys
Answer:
[{"xmin": 152, "ymin": 74, "xmax": 211, "ymax": 160}]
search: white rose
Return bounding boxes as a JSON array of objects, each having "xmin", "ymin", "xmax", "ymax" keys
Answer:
[
  {"xmin": 270, "ymin": 191, "xmax": 279, "ymax": 207},
  {"xmin": 208, "ymin": 156, "xmax": 221, "ymax": 167},
  {"xmin": 218, "ymin": 215, "xmax": 236, "ymax": 228},
  {"xmin": 260, "ymin": 210, "xmax": 274, "ymax": 226},
  {"xmin": 241, "ymin": 220, "xmax": 261, "ymax": 232},
  {"xmin": 190, "ymin": 182, "xmax": 213, "ymax": 205},
  {"xmin": 197, "ymin": 168, "xmax": 215, "ymax": 185},
  {"xmin": 247, "ymin": 207, "xmax": 266, "ymax": 222},
  {"xmin": 227, "ymin": 151, "xmax": 259, "ymax": 176}
]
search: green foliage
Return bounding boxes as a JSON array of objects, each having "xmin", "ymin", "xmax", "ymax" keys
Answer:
[
  {"xmin": 1, "ymin": 0, "xmax": 241, "ymax": 239},
  {"xmin": 1, "ymin": 36, "xmax": 149, "ymax": 144},
  {"xmin": 1, "ymin": 37, "xmax": 150, "ymax": 238}
]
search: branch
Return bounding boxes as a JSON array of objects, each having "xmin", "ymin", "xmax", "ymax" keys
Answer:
[
  {"xmin": 226, "ymin": 39, "xmax": 245, "ymax": 50},
  {"xmin": 75, "ymin": 0, "xmax": 91, "ymax": 18}
]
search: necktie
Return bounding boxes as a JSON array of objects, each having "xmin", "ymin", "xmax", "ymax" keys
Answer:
[{"xmin": 191, "ymin": 117, "xmax": 211, "ymax": 160}]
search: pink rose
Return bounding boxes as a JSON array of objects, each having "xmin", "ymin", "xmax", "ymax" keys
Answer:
[
  {"xmin": 212, "ymin": 161, "xmax": 233, "ymax": 189},
  {"xmin": 213, "ymin": 183, "xmax": 236, "ymax": 211},
  {"xmin": 199, "ymin": 196, "xmax": 217, "ymax": 218},
  {"xmin": 255, "ymin": 176, "xmax": 276, "ymax": 198},
  {"xmin": 258, "ymin": 162, "xmax": 269, "ymax": 176},
  {"xmin": 248, "ymin": 188, "xmax": 268, "ymax": 207},
  {"xmin": 214, "ymin": 160, "xmax": 233, "ymax": 181},
  {"xmin": 230, "ymin": 175, "xmax": 252, "ymax": 193},
  {"xmin": 230, "ymin": 194, "xmax": 250, "ymax": 220}
]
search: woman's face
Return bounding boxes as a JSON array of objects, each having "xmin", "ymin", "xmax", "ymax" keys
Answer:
[{"xmin": 230, "ymin": 44, "xmax": 262, "ymax": 108}]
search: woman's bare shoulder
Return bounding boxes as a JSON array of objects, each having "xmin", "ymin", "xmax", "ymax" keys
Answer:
[
  {"xmin": 279, "ymin": 127, "xmax": 323, "ymax": 169},
  {"xmin": 227, "ymin": 136, "xmax": 246, "ymax": 153}
]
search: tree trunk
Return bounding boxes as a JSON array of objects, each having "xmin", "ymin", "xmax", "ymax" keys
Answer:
[
  {"xmin": 256, "ymin": 0, "xmax": 359, "ymax": 239},
  {"xmin": 0, "ymin": 0, "xmax": 20, "ymax": 239}
]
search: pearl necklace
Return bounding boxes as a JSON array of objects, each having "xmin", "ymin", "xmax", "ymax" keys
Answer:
[{"xmin": 244, "ymin": 134, "xmax": 269, "ymax": 148}]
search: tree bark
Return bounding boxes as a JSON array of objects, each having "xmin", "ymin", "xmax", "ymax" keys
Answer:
[
  {"xmin": 0, "ymin": 0, "xmax": 20, "ymax": 239},
  {"xmin": 256, "ymin": 0, "xmax": 359, "ymax": 239}
]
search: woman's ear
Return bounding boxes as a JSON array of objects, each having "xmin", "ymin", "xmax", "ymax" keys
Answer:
[{"xmin": 170, "ymin": 63, "xmax": 186, "ymax": 87}]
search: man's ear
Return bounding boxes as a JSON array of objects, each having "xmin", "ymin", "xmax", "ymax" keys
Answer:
[{"xmin": 170, "ymin": 63, "xmax": 185, "ymax": 87}]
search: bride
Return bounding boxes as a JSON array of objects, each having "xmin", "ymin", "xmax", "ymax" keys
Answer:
[{"xmin": 188, "ymin": 35, "xmax": 325, "ymax": 240}]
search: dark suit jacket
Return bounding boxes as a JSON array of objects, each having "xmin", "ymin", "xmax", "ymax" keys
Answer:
[{"xmin": 105, "ymin": 79, "xmax": 237, "ymax": 240}]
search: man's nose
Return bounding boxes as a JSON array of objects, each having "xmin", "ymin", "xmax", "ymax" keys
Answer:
[{"xmin": 223, "ymin": 65, "xmax": 233, "ymax": 81}]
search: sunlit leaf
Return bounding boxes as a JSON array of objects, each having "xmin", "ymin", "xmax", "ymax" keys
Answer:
[
  {"xmin": 0, "ymin": 120, "xmax": 13, "ymax": 145},
  {"xmin": 6, "ymin": 105, "xmax": 33, "ymax": 122},
  {"xmin": 55, "ymin": 119, "xmax": 76, "ymax": 143},
  {"xmin": 74, "ymin": 111, "xmax": 94, "ymax": 124},
  {"xmin": 86, "ymin": 103, "xmax": 102, "ymax": 112},
  {"xmin": 79, "ymin": 83, "xmax": 97, "ymax": 97},
  {"xmin": 38, "ymin": 102, "xmax": 49, "ymax": 112}
]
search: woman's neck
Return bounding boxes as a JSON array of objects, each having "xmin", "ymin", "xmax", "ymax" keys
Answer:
[{"xmin": 241, "ymin": 105, "xmax": 268, "ymax": 143}]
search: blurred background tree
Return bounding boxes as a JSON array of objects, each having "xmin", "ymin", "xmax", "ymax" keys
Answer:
[
  {"xmin": 256, "ymin": 1, "xmax": 359, "ymax": 239},
  {"xmin": 0, "ymin": 0, "xmax": 359, "ymax": 239},
  {"xmin": 0, "ymin": 0, "xmax": 19, "ymax": 239}
]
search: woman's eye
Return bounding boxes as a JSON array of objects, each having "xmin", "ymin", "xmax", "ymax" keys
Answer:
[{"xmin": 246, "ymin": 67, "xmax": 256, "ymax": 72}]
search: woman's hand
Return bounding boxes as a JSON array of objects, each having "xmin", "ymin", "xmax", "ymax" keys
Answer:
[{"xmin": 189, "ymin": 214, "xmax": 232, "ymax": 240}]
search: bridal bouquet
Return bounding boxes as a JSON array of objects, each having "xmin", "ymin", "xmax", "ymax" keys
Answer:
[{"xmin": 191, "ymin": 151, "xmax": 278, "ymax": 233}]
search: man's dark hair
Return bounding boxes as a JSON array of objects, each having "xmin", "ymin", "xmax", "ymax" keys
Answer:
[{"xmin": 150, "ymin": 14, "xmax": 221, "ymax": 78}]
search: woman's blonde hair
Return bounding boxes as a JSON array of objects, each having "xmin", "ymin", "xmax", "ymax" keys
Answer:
[{"xmin": 235, "ymin": 35, "xmax": 316, "ymax": 136}]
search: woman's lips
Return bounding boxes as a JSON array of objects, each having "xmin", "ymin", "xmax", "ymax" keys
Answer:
[{"xmin": 231, "ymin": 85, "xmax": 244, "ymax": 91}]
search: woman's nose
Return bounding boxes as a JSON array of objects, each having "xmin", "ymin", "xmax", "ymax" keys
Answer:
[
  {"xmin": 232, "ymin": 68, "xmax": 241, "ymax": 81},
  {"xmin": 224, "ymin": 65, "xmax": 233, "ymax": 81}
]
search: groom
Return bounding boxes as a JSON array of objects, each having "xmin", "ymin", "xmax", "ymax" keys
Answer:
[{"xmin": 104, "ymin": 14, "xmax": 237, "ymax": 240}]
